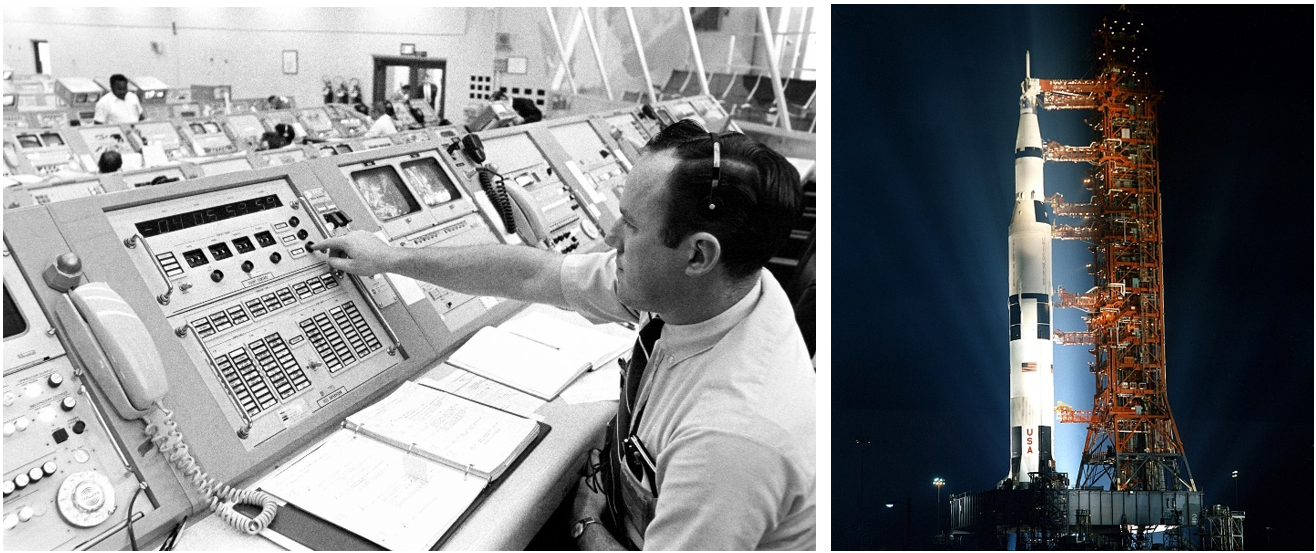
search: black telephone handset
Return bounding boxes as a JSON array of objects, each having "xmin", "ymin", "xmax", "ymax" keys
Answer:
[{"xmin": 460, "ymin": 134, "xmax": 551, "ymax": 246}]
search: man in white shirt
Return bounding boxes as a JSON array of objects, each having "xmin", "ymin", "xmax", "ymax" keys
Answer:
[
  {"xmin": 93, "ymin": 74, "xmax": 144, "ymax": 125},
  {"xmin": 313, "ymin": 119, "xmax": 814, "ymax": 550}
]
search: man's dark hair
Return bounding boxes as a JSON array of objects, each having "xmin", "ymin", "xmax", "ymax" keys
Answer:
[
  {"xmin": 275, "ymin": 123, "xmax": 296, "ymax": 144},
  {"xmin": 645, "ymin": 118, "xmax": 802, "ymax": 279},
  {"xmin": 109, "ymin": 74, "xmax": 128, "ymax": 87},
  {"xmin": 98, "ymin": 150, "xmax": 123, "ymax": 173}
]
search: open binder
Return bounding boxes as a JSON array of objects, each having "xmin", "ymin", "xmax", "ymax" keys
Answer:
[{"xmin": 257, "ymin": 380, "xmax": 546, "ymax": 550}]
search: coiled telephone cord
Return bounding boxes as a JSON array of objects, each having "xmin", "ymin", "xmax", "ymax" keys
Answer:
[
  {"xmin": 143, "ymin": 402, "xmax": 278, "ymax": 534},
  {"xmin": 477, "ymin": 166, "xmax": 518, "ymax": 235}
]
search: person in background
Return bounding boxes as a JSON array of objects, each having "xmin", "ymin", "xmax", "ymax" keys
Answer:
[
  {"xmin": 97, "ymin": 150, "xmax": 123, "ymax": 173},
  {"xmin": 419, "ymin": 73, "xmax": 441, "ymax": 113},
  {"xmin": 93, "ymin": 74, "xmax": 145, "ymax": 125},
  {"xmin": 275, "ymin": 123, "xmax": 298, "ymax": 146},
  {"xmin": 257, "ymin": 131, "xmax": 286, "ymax": 151},
  {"xmin": 363, "ymin": 100, "xmax": 398, "ymax": 138}
]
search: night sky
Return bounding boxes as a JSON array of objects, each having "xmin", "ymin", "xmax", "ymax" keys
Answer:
[{"xmin": 832, "ymin": 5, "xmax": 1313, "ymax": 550}]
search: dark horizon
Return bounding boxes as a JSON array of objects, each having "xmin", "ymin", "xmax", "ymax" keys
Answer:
[{"xmin": 832, "ymin": 5, "xmax": 1314, "ymax": 550}]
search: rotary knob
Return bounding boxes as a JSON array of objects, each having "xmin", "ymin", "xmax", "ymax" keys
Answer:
[
  {"xmin": 210, "ymin": 270, "xmax": 224, "ymax": 283},
  {"xmin": 269, "ymin": 252, "xmax": 282, "ymax": 264},
  {"xmin": 14, "ymin": 417, "xmax": 29, "ymax": 432},
  {"xmin": 61, "ymin": 397, "xmax": 77, "ymax": 411},
  {"xmin": 57, "ymin": 471, "xmax": 115, "ymax": 528},
  {"xmin": 3, "ymin": 480, "xmax": 14, "ymax": 496},
  {"xmin": 241, "ymin": 260, "xmax": 255, "ymax": 273},
  {"xmin": 48, "ymin": 373, "xmax": 64, "ymax": 388},
  {"xmin": 13, "ymin": 473, "xmax": 30, "ymax": 490},
  {"xmin": 17, "ymin": 506, "xmax": 33, "ymax": 523},
  {"xmin": 43, "ymin": 461, "xmax": 57, "ymax": 477},
  {"xmin": 27, "ymin": 467, "xmax": 43, "ymax": 484}
]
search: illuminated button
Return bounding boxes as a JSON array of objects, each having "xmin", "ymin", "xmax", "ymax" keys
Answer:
[
  {"xmin": 48, "ymin": 373, "xmax": 64, "ymax": 388},
  {"xmin": 241, "ymin": 260, "xmax": 254, "ymax": 273},
  {"xmin": 27, "ymin": 467, "xmax": 43, "ymax": 483},
  {"xmin": 3, "ymin": 481, "xmax": 14, "ymax": 496},
  {"xmin": 211, "ymin": 270, "xmax": 224, "ymax": 282},
  {"xmin": 72, "ymin": 421, "xmax": 86, "ymax": 434},
  {"xmin": 73, "ymin": 449, "xmax": 90, "ymax": 464},
  {"xmin": 3, "ymin": 392, "xmax": 13, "ymax": 406},
  {"xmin": 14, "ymin": 474, "xmax": 30, "ymax": 490},
  {"xmin": 61, "ymin": 397, "xmax": 77, "ymax": 411},
  {"xmin": 4, "ymin": 513, "xmax": 17, "ymax": 529},
  {"xmin": 17, "ymin": 506, "xmax": 33, "ymax": 523},
  {"xmin": 37, "ymin": 407, "xmax": 56, "ymax": 423},
  {"xmin": 3, "ymin": 423, "xmax": 14, "ymax": 436},
  {"xmin": 14, "ymin": 418, "xmax": 29, "ymax": 432},
  {"xmin": 25, "ymin": 384, "xmax": 41, "ymax": 397},
  {"xmin": 290, "ymin": 248, "xmax": 305, "ymax": 257},
  {"xmin": 43, "ymin": 461, "xmax": 57, "ymax": 477}
]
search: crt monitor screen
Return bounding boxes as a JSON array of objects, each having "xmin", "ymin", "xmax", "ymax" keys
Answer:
[
  {"xmin": 400, "ymin": 158, "xmax": 461, "ymax": 207},
  {"xmin": 39, "ymin": 132, "xmax": 65, "ymax": 147},
  {"xmin": 17, "ymin": 134, "xmax": 43, "ymax": 149},
  {"xmin": 350, "ymin": 166, "xmax": 421, "ymax": 222},
  {"xmin": 3, "ymin": 286, "xmax": 27, "ymax": 339}
]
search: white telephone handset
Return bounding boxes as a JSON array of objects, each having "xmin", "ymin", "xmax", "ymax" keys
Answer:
[{"xmin": 57, "ymin": 282, "xmax": 167, "ymax": 419}]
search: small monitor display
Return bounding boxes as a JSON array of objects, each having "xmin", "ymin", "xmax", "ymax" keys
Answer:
[
  {"xmin": 401, "ymin": 158, "xmax": 461, "ymax": 207},
  {"xmin": 3, "ymin": 286, "xmax": 28, "ymax": 339},
  {"xmin": 334, "ymin": 144, "xmax": 353, "ymax": 154},
  {"xmin": 40, "ymin": 132, "xmax": 65, "ymax": 146},
  {"xmin": 17, "ymin": 134, "xmax": 42, "ymax": 149},
  {"xmin": 203, "ymin": 122, "xmax": 222, "ymax": 134},
  {"xmin": 319, "ymin": 146, "xmax": 338, "ymax": 157},
  {"xmin": 189, "ymin": 123, "xmax": 206, "ymax": 134},
  {"xmin": 226, "ymin": 114, "xmax": 265, "ymax": 140},
  {"xmin": 350, "ymin": 166, "xmax": 420, "ymax": 222}
]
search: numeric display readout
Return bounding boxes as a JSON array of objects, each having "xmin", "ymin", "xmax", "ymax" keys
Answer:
[{"xmin": 134, "ymin": 194, "xmax": 284, "ymax": 238}]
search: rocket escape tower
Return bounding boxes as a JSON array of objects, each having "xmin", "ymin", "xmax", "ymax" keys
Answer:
[{"xmin": 1042, "ymin": 14, "xmax": 1196, "ymax": 493}]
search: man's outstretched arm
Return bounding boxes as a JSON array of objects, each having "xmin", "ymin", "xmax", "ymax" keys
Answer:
[{"xmin": 312, "ymin": 230, "xmax": 568, "ymax": 308}]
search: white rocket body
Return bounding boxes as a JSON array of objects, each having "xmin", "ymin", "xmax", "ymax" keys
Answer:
[{"xmin": 1008, "ymin": 58, "xmax": 1054, "ymax": 487}]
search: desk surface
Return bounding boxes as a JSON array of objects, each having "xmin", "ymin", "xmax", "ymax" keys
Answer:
[{"xmin": 157, "ymin": 304, "xmax": 626, "ymax": 551}]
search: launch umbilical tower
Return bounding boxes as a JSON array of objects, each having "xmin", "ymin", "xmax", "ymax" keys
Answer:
[{"xmin": 1042, "ymin": 11, "xmax": 1196, "ymax": 494}]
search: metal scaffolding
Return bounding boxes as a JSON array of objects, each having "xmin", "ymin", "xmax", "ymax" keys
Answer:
[{"xmin": 1042, "ymin": 11, "xmax": 1197, "ymax": 495}]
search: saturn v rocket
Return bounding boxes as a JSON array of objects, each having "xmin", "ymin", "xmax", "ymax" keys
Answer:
[{"xmin": 1007, "ymin": 52, "xmax": 1054, "ymax": 487}]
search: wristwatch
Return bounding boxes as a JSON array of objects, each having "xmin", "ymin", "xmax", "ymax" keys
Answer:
[{"xmin": 571, "ymin": 517, "xmax": 601, "ymax": 539}]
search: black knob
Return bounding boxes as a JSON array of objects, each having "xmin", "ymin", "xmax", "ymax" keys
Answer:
[
  {"xmin": 269, "ymin": 252, "xmax": 282, "ymax": 264},
  {"xmin": 288, "ymin": 216, "xmax": 300, "ymax": 228},
  {"xmin": 48, "ymin": 373, "xmax": 63, "ymax": 388},
  {"xmin": 210, "ymin": 270, "xmax": 224, "ymax": 282},
  {"xmin": 72, "ymin": 421, "xmax": 86, "ymax": 434},
  {"xmin": 296, "ymin": 229, "xmax": 309, "ymax": 240},
  {"xmin": 60, "ymin": 397, "xmax": 76, "ymax": 411},
  {"xmin": 241, "ymin": 260, "xmax": 254, "ymax": 273}
]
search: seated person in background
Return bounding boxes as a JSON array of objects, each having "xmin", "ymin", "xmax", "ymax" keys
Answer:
[
  {"xmin": 97, "ymin": 150, "xmax": 123, "ymax": 174},
  {"xmin": 363, "ymin": 101, "xmax": 399, "ymax": 138},
  {"xmin": 275, "ymin": 123, "xmax": 298, "ymax": 145},
  {"xmin": 93, "ymin": 74, "xmax": 145, "ymax": 125},
  {"xmin": 311, "ymin": 119, "xmax": 815, "ymax": 550},
  {"xmin": 266, "ymin": 95, "xmax": 291, "ymax": 110},
  {"xmin": 256, "ymin": 131, "xmax": 286, "ymax": 151}
]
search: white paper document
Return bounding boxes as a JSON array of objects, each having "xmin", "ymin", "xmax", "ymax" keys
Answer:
[
  {"xmin": 422, "ymin": 368, "xmax": 546, "ymax": 420},
  {"xmin": 259, "ymin": 429, "xmax": 485, "ymax": 551}
]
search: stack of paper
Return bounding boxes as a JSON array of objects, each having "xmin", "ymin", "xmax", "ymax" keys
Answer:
[{"xmin": 447, "ymin": 313, "xmax": 632, "ymax": 401}]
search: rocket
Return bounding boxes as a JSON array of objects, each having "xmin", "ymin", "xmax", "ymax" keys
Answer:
[{"xmin": 1007, "ymin": 51, "xmax": 1054, "ymax": 487}]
